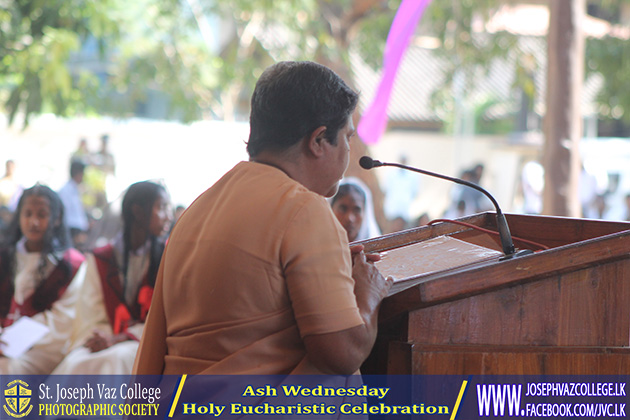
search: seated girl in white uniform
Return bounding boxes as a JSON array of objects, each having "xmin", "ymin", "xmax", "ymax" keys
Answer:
[
  {"xmin": 0, "ymin": 185, "xmax": 86, "ymax": 374},
  {"xmin": 53, "ymin": 181, "xmax": 171, "ymax": 374}
]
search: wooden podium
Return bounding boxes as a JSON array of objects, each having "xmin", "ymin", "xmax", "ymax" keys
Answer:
[{"xmin": 359, "ymin": 212, "xmax": 630, "ymax": 375}]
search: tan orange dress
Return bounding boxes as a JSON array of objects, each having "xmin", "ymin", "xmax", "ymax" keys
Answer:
[{"xmin": 133, "ymin": 161, "xmax": 363, "ymax": 375}]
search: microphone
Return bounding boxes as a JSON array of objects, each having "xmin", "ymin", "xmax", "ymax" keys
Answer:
[{"xmin": 360, "ymin": 156, "xmax": 521, "ymax": 258}]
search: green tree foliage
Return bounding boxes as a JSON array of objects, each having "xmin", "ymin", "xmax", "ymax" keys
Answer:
[
  {"xmin": 95, "ymin": 0, "xmax": 218, "ymax": 122},
  {"xmin": 424, "ymin": 0, "xmax": 519, "ymax": 132},
  {"xmin": 0, "ymin": 0, "xmax": 120, "ymax": 127},
  {"xmin": 425, "ymin": 0, "xmax": 630, "ymax": 133},
  {"xmin": 1, "ymin": 0, "xmax": 398, "ymax": 126},
  {"xmin": 587, "ymin": 36, "xmax": 630, "ymax": 123},
  {"xmin": 0, "ymin": 0, "xmax": 219, "ymax": 126},
  {"xmin": 192, "ymin": 0, "xmax": 397, "ymax": 118},
  {"xmin": 586, "ymin": 38, "xmax": 630, "ymax": 124},
  {"xmin": 2, "ymin": 0, "xmax": 629, "ymax": 130},
  {"xmin": 584, "ymin": 0, "xmax": 630, "ymax": 125}
]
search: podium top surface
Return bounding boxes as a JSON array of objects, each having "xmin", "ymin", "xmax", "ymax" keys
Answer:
[
  {"xmin": 375, "ymin": 235, "xmax": 502, "ymax": 283},
  {"xmin": 356, "ymin": 212, "xmax": 630, "ymax": 319}
]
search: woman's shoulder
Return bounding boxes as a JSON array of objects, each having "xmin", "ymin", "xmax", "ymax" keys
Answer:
[
  {"xmin": 56, "ymin": 248, "xmax": 86, "ymax": 276},
  {"xmin": 62, "ymin": 248, "xmax": 86, "ymax": 263},
  {"xmin": 91, "ymin": 243, "xmax": 114, "ymax": 257}
]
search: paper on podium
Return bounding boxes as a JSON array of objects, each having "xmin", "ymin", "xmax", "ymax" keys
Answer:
[
  {"xmin": 0, "ymin": 316, "xmax": 49, "ymax": 358},
  {"xmin": 375, "ymin": 235, "xmax": 503, "ymax": 283}
]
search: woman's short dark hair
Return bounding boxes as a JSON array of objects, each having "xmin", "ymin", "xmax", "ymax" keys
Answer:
[{"xmin": 246, "ymin": 61, "xmax": 359, "ymax": 158}]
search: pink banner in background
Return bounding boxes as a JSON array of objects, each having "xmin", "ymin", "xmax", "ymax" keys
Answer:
[{"xmin": 357, "ymin": 0, "xmax": 432, "ymax": 145}]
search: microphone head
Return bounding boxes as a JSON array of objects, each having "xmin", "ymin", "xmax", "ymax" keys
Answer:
[{"xmin": 359, "ymin": 156, "xmax": 376, "ymax": 169}]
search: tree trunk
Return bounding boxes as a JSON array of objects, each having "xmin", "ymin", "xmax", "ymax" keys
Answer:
[
  {"xmin": 543, "ymin": 0, "xmax": 585, "ymax": 217},
  {"xmin": 317, "ymin": 15, "xmax": 389, "ymax": 233}
]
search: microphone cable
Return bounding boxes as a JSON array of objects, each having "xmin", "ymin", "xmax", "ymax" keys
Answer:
[{"xmin": 426, "ymin": 218, "xmax": 549, "ymax": 251}]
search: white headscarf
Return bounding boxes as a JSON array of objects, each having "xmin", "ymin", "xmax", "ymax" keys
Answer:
[{"xmin": 333, "ymin": 177, "xmax": 381, "ymax": 242}]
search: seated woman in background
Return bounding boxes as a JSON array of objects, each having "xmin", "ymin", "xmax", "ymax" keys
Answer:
[
  {"xmin": 53, "ymin": 181, "xmax": 171, "ymax": 374},
  {"xmin": 0, "ymin": 185, "xmax": 86, "ymax": 374},
  {"xmin": 330, "ymin": 177, "xmax": 381, "ymax": 243}
]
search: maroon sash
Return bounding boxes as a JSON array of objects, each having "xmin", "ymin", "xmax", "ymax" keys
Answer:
[
  {"xmin": 93, "ymin": 244, "xmax": 152, "ymax": 334},
  {"xmin": 0, "ymin": 248, "xmax": 85, "ymax": 328}
]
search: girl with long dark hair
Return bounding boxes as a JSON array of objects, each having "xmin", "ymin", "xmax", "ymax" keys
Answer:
[
  {"xmin": 0, "ymin": 185, "xmax": 86, "ymax": 374},
  {"xmin": 53, "ymin": 181, "xmax": 171, "ymax": 374}
]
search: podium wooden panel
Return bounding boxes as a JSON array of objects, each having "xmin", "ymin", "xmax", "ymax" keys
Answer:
[{"xmin": 359, "ymin": 212, "xmax": 630, "ymax": 375}]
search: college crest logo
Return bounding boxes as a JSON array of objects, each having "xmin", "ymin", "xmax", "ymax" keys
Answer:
[{"xmin": 3, "ymin": 380, "xmax": 33, "ymax": 418}]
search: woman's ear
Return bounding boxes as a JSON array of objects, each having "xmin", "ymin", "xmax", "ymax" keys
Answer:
[{"xmin": 306, "ymin": 125, "xmax": 328, "ymax": 157}]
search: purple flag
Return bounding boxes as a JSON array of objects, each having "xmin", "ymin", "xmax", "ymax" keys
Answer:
[{"xmin": 357, "ymin": 0, "xmax": 432, "ymax": 144}]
